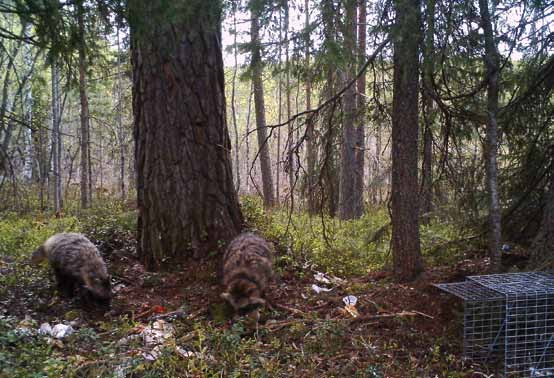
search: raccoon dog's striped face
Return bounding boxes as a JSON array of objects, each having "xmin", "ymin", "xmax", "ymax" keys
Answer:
[
  {"xmin": 221, "ymin": 279, "xmax": 266, "ymax": 316},
  {"xmin": 82, "ymin": 268, "xmax": 112, "ymax": 303}
]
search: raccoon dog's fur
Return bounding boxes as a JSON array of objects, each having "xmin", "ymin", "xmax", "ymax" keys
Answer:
[
  {"xmin": 221, "ymin": 232, "xmax": 273, "ymax": 316},
  {"xmin": 32, "ymin": 233, "xmax": 111, "ymax": 308}
]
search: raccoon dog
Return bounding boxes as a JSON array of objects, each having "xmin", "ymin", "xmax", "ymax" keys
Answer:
[
  {"xmin": 32, "ymin": 232, "xmax": 111, "ymax": 308},
  {"xmin": 221, "ymin": 232, "xmax": 273, "ymax": 316}
]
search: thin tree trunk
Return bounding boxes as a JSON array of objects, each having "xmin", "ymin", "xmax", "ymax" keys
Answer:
[
  {"xmin": 391, "ymin": 0, "xmax": 424, "ymax": 282},
  {"xmin": 51, "ymin": 59, "xmax": 62, "ymax": 215},
  {"xmin": 321, "ymin": 0, "xmax": 339, "ymax": 216},
  {"xmin": 355, "ymin": 0, "xmax": 367, "ymax": 215},
  {"xmin": 130, "ymin": 0, "xmax": 244, "ymax": 269},
  {"xmin": 88, "ymin": 126, "xmax": 92, "ymax": 201},
  {"xmin": 276, "ymin": 7, "xmax": 283, "ymax": 204},
  {"xmin": 250, "ymin": 6, "xmax": 275, "ymax": 209},
  {"xmin": 285, "ymin": 1, "xmax": 294, "ymax": 200},
  {"xmin": 420, "ymin": 0, "xmax": 436, "ymax": 222},
  {"xmin": 116, "ymin": 28, "xmax": 126, "ymax": 201},
  {"xmin": 77, "ymin": 0, "xmax": 90, "ymax": 209},
  {"xmin": 373, "ymin": 121, "xmax": 382, "ymax": 204},
  {"xmin": 305, "ymin": 0, "xmax": 317, "ymax": 214},
  {"xmin": 23, "ymin": 24, "xmax": 34, "ymax": 182},
  {"xmin": 338, "ymin": 0, "xmax": 361, "ymax": 220},
  {"xmin": 245, "ymin": 83, "xmax": 254, "ymax": 194},
  {"xmin": 479, "ymin": 0, "xmax": 502, "ymax": 272},
  {"xmin": 231, "ymin": 3, "xmax": 240, "ymax": 193}
]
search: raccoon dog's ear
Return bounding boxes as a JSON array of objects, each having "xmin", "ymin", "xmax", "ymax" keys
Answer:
[{"xmin": 81, "ymin": 267, "xmax": 93, "ymax": 290}]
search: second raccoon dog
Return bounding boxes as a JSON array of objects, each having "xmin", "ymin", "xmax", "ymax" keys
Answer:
[
  {"xmin": 221, "ymin": 233, "xmax": 273, "ymax": 316},
  {"xmin": 31, "ymin": 233, "xmax": 111, "ymax": 308}
]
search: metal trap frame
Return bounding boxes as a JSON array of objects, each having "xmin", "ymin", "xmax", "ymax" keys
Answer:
[{"xmin": 435, "ymin": 272, "xmax": 554, "ymax": 377}]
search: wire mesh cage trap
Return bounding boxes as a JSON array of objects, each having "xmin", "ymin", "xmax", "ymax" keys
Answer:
[{"xmin": 435, "ymin": 272, "xmax": 554, "ymax": 377}]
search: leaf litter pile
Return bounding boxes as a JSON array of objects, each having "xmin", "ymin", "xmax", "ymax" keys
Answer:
[{"xmin": 0, "ymin": 233, "xmax": 499, "ymax": 377}]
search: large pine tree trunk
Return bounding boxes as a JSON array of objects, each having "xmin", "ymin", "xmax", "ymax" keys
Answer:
[
  {"xmin": 479, "ymin": 0, "xmax": 502, "ymax": 272},
  {"xmin": 129, "ymin": 0, "xmax": 244, "ymax": 269},
  {"xmin": 77, "ymin": 0, "xmax": 91, "ymax": 209},
  {"xmin": 338, "ymin": 0, "xmax": 362, "ymax": 220},
  {"xmin": 391, "ymin": 0, "xmax": 424, "ymax": 282},
  {"xmin": 250, "ymin": 6, "xmax": 275, "ymax": 209}
]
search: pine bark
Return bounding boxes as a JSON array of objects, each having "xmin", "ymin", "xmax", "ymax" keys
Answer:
[
  {"xmin": 391, "ymin": 0, "xmax": 424, "ymax": 282},
  {"xmin": 338, "ymin": 0, "xmax": 362, "ymax": 220},
  {"xmin": 77, "ymin": 0, "xmax": 91, "ymax": 209},
  {"xmin": 479, "ymin": 0, "xmax": 502, "ymax": 272},
  {"xmin": 129, "ymin": 0, "xmax": 244, "ymax": 269},
  {"xmin": 250, "ymin": 6, "xmax": 275, "ymax": 209}
]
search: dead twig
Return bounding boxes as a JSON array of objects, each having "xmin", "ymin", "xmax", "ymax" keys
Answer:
[
  {"xmin": 268, "ymin": 300, "xmax": 305, "ymax": 315},
  {"xmin": 132, "ymin": 307, "xmax": 155, "ymax": 321},
  {"xmin": 263, "ymin": 310, "xmax": 432, "ymax": 332},
  {"xmin": 349, "ymin": 310, "xmax": 433, "ymax": 325}
]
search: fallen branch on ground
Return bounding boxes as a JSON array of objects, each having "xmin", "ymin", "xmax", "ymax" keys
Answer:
[
  {"xmin": 263, "ymin": 310, "xmax": 433, "ymax": 332},
  {"xmin": 268, "ymin": 301, "xmax": 305, "ymax": 315}
]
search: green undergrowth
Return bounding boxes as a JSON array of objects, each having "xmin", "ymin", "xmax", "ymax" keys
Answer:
[
  {"xmin": 241, "ymin": 196, "xmax": 474, "ymax": 277},
  {"xmin": 0, "ymin": 199, "xmax": 136, "ymax": 262}
]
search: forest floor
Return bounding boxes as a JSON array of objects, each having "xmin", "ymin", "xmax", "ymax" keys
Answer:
[{"xmin": 0, "ymin": 202, "xmax": 520, "ymax": 377}]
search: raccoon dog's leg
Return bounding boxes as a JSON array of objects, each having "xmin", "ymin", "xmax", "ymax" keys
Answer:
[{"xmin": 54, "ymin": 268, "xmax": 76, "ymax": 298}]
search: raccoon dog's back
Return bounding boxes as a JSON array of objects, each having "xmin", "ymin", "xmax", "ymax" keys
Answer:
[
  {"xmin": 39, "ymin": 233, "xmax": 105, "ymax": 272},
  {"xmin": 221, "ymin": 233, "xmax": 273, "ymax": 314}
]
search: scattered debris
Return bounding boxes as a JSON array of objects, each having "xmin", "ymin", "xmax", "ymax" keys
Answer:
[
  {"xmin": 113, "ymin": 283, "xmax": 126, "ymax": 293},
  {"xmin": 148, "ymin": 308, "xmax": 187, "ymax": 322},
  {"xmin": 15, "ymin": 316, "xmax": 35, "ymax": 336},
  {"xmin": 314, "ymin": 272, "xmax": 332, "ymax": 284},
  {"xmin": 341, "ymin": 295, "xmax": 360, "ymax": 318},
  {"xmin": 176, "ymin": 346, "xmax": 196, "ymax": 359},
  {"xmin": 38, "ymin": 322, "xmax": 52, "ymax": 335},
  {"xmin": 314, "ymin": 272, "xmax": 346, "ymax": 286},
  {"xmin": 51, "ymin": 324, "xmax": 74, "ymax": 338},
  {"xmin": 143, "ymin": 345, "xmax": 165, "ymax": 361},
  {"xmin": 343, "ymin": 295, "xmax": 358, "ymax": 306},
  {"xmin": 311, "ymin": 284, "xmax": 332, "ymax": 294},
  {"xmin": 140, "ymin": 319, "xmax": 175, "ymax": 360}
]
